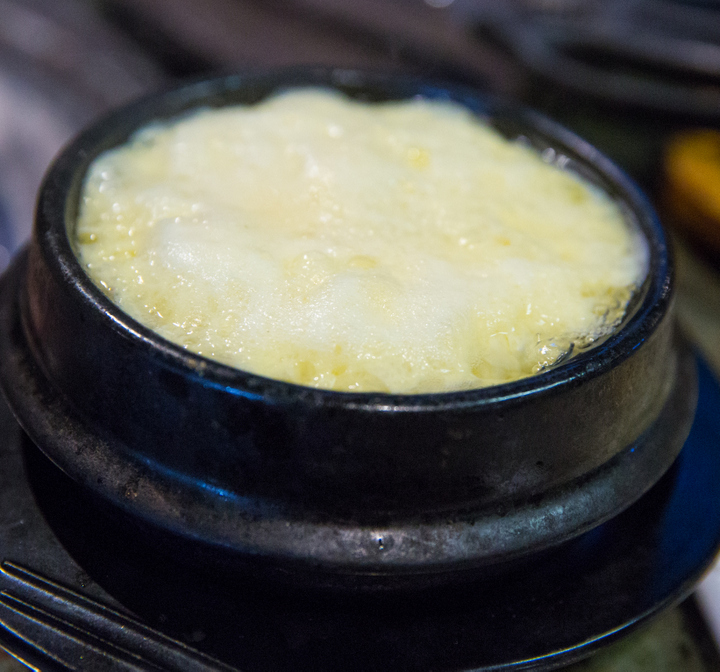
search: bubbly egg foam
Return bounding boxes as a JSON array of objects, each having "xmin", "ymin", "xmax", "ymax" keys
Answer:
[{"xmin": 75, "ymin": 90, "xmax": 648, "ymax": 393}]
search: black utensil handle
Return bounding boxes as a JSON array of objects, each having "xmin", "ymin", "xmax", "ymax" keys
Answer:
[{"xmin": 0, "ymin": 561, "xmax": 237, "ymax": 672}]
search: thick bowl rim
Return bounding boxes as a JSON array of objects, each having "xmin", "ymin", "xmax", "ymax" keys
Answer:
[{"xmin": 35, "ymin": 66, "xmax": 671, "ymax": 412}]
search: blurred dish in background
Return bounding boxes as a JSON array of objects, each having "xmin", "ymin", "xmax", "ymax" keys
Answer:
[
  {"xmin": 453, "ymin": 0, "xmax": 720, "ymax": 189},
  {"xmin": 0, "ymin": 0, "xmax": 162, "ymax": 269}
]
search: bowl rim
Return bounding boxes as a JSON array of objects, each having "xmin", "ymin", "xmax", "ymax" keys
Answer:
[{"xmin": 36, "ymin": 66, "xmax": 671, "ymax": 412}]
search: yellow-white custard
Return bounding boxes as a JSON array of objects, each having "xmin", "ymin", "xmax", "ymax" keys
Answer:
[{"xmin": 75, "ymin": 90, "xmax": 648, "ymax": 393}]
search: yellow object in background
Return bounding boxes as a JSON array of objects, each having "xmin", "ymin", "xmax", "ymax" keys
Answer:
[
  {"xmin": 664, "ymin": 130, "xmax": 720, "ymax": 253},
  {"xmin": 662, "ymin": 129, "xmax": 720, "ymax": 380}
]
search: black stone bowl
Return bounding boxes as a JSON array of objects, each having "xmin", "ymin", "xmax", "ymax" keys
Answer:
[{"xmin": 0, "ymin": 68, "xmax": 698, "ymax": 591}]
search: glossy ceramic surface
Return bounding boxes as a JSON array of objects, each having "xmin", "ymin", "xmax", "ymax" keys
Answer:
[{"xmin": 0, "ymin": 68, "xmax": 697, "ymax": 586}]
